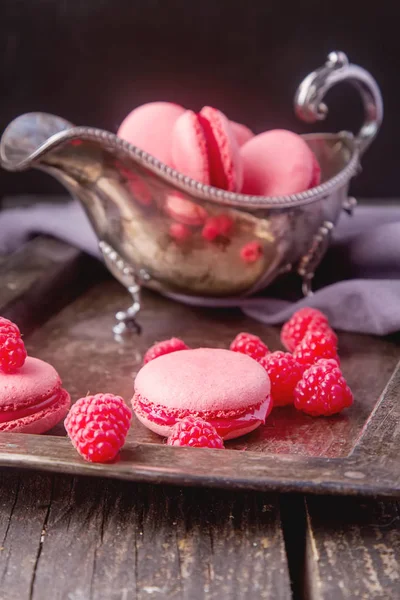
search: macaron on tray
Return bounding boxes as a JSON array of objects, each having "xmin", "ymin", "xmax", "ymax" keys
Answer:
[{"xmin": 0, "ymin": 309, "xmax": 353, "ymax": 463}]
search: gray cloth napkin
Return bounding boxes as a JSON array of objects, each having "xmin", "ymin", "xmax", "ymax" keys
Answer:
[{"xmin": 0, "ymin": 197, "xmax": 399, "ymax": 335}]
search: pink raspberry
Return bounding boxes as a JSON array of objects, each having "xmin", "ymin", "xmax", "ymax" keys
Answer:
[
  {"xmin": 65, "ymin": 393, "xmax": 132, "ymax": 463},
  {"xmin": 258, "ymin": 351, "xmax": 303, "ymax": 407},
  {"xmin": 281, "ymin": 307, "xmax": 329, "ymax": 351},
  {"xmin": 293, "ymin": 329, "xmax": 339, "ymax": 368},
  {"xmin": 0, "ymin": 317, "xmax": 27, "ymax": 373},
  {"xmin": 230, "ymin": 332, "xmax": 269, "ymax": 361},
  {"xmin": 294, "ymin": 359, "xmax": 353, "ymax": 416},
  {"xmin": 143, "ymin": 338, "xmax": 189, "ymax": 365},
  {"xmin": 240, "ymin": 241, "xmax": 263, "ymax": 264},
  {"xmin": 167, "ymin": 417, "xmax": 224, "ymax": 448}
]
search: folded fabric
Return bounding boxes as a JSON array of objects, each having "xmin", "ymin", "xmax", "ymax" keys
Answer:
[{"xmin": 0, "ymin": 197, "xmax": 399, "ymax": 335}]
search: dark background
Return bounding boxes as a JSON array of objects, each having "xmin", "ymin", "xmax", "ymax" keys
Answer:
[{"xmin": 0, "ymin": 0, "xmax": 399, "ymax": 199}]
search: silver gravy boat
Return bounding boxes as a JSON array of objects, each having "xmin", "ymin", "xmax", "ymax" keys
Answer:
[{"xmin": 0, "ymin": 52, "xmax": 383, "ymax": 333}]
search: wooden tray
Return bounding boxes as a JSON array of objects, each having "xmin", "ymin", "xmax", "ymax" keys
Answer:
[{"xmin": 1, "ymin": 238, "xmax": 400, "ymax": 497}]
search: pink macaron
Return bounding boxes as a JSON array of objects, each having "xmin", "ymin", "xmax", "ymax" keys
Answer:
[
  {"xmin": 230, "ymin": 121, "xmax": 254, "ymax": 147},
  {"xmin": 0, "ymin": 357, "xmax": 71, "ymax": 433},
  {"xmin": 241, "ymin": 129, "xmax": 321, "ymax": 196},
  {"xmin": 172, "ymin": 106, "xmax": 243, "ymax": 192},
  {"xmin": 117, "ymin": 101, "xmax": 186, "ymax": 166},
  {"xmin": 132, "ymin": 348, "xmax": 272, "ymax": 440},
  {"xmin": 117, "ymin": 102, "xmax": 250, "ymax": 191}
]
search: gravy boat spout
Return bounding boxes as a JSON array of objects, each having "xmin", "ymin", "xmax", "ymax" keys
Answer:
[{"xmin": 0, "ymin": 52, "xmax": 383, "ymax": 334}]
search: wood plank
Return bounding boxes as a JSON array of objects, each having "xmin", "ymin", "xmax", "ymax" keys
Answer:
[
  {"xmin": 0, "ymin": 471, "xmax": 53, "ymax": 600},
  {"xmin": 0, "ymin": 470, "xmax": 291, "ymax": 600},
  {"xmin": 0, "ymin": 236, "xmax": 104, "ymax": 334},
  {"xmin": 0, "ymin": 428, "xmax": 399, "ymax": 497},
  {"xmin": 305, "ymin": 495, "xmax": 400, "ymax": 599}
]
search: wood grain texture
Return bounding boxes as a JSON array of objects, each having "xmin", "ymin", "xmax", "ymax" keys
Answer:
[
  {"xmin": 0, "ymin": 233, "xmax": 399, "ymax": 598},
  {"xmin": 0, "ymin": 471, "xmax": 291, "ymax": 600},
  {"xmin": 0, "ymin": 472, "xmax": 53, "ymax": 600},
  {"xmin": 0, "ymin": 236, "xmax": 103, "ymax": 334},
  {"xmin": 0, "ymin": 239, "xmax": 292, "ymax": 599},
  {"xmin": 305, "ymin": 495, "xmax": 400, "ymax": 599}
]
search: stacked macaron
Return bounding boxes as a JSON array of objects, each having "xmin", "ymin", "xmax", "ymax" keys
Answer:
[
  {"xmin": 118, "ymin": 101, "xmax": 321, "ymax": 196},
  {"xmin": 0, "ymin": 317, "xmax": 70, "ymax": 433}
]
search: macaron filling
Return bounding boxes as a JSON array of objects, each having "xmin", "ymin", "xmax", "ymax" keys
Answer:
[
  {"xmin": 0, "ymin": 388, "xmax": 68, "ymax": 424},
  {"xmin": 133, "ymin": 392, "xmax": 271, "ymax": 438},
  {"xmin": 197, "ymin": 112, "xmax": 228, "ymax": 190}
]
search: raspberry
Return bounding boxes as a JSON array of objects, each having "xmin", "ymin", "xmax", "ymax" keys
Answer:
[
  {"xmin": 294, "ymin": 360, "xmax": 353, "ymax": 416},
  {"xmin": 258, "ymin": 351, "xmax": 303, "ymax": 407},
  {"xmin": 293, "ymin": 329, "xmax": 339, "ymax": 368},
  {"xmin": 314, "ymin": 358, "xmax": 340, "ymax": 370},
  {"xmin": 0, "ymin": 317, "xmax": 20, "ymax": 336},
  {"xmin": 307, "ymin": 320, "xmax": 335, "ymax": 339},
  {"xmin": 281, "ymin": 307, "xmax": 329, "ymax": 351},
  {"xmin": 230, "ymin": 332, "xmax": 269, "ymax": 361},
  {"xmin": 144, "ymin": 338, "xmax": 189, "ymax": 365},
  {"xmin": 0, "ymin": 317, "xmax": 27, "ymax": 373},
  {"xmin": 240, "ymin": 241, "xmax": 263, "ymax": 264},
  {"xmin": 65, "ymin": 393, "xmax": 132, "ymax": 463},
  {"xmin": 167, "ymin": 416, "xmax": 224, "ymax": 448}
]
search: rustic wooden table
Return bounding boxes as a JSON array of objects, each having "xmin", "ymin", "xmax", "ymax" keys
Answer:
[{"xmin": 0, "ymin": 237, "xmax": 399, "ymax": 600}]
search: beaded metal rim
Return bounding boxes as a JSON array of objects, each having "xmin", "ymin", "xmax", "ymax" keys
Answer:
[{"xmin": 1, "ymin": 125, "xmax": 360, "ymax": 210}]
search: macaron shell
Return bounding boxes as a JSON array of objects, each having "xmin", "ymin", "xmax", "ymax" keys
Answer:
[
  {"xmin": 134, "ymin": 412, "xmax": 264, "ymax": 440},
  {"xmin": 171, "ymin": 110, "xmax": 211, "ymax": 185},
  {"xmin": 134, "ymin": 348, "xmax": 270, "ymax": 413},
  {"xmin": 0, "ymin": 357, "xmax": 62, "ymax": 411},
  {"xmin": 0, "ymin": 389, "xmax": 71, "ymax": 434},
  {"xmin": 200, "ymin": 106, "xmax": 243, "ymax": 192},
  {"xmin": 230, "ymin": 121, "xmax": 255, "ymax": 147},
  {"xmin": 171, "ymin": 107, "xmax": 243, "ymax": 192},
  {"xmin": 117, "ymin": 102, "xmax": 185, "ymax": 166},
  {"xmin": 135, "ymin": 412, "xmax": 171, "ymax": 438},
  {"xmin": 241, "ymin": 129, "xmax": 319, "ymax": 196},
  {"xmin": 134, "ymin": 395, "xmax": 270, "ymax": 440}
]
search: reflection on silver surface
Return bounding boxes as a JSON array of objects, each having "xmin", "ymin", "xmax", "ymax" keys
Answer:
[{"xmin": 0, "ymin": 52, "xmax": 383, "ymax": 331}]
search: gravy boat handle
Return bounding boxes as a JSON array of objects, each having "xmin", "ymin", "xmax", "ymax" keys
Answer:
[{"xmin": 295, "ymin": 50, "xmax": 383, "ymax": 155}]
